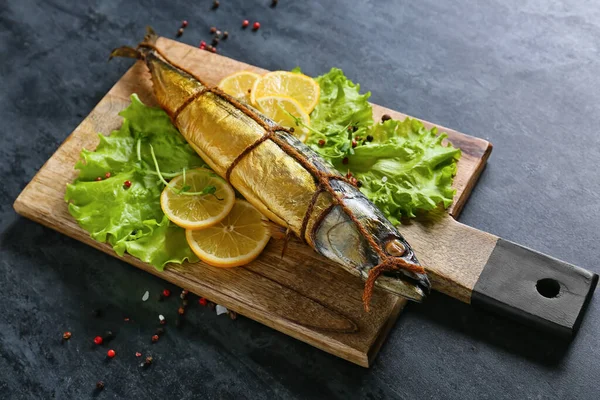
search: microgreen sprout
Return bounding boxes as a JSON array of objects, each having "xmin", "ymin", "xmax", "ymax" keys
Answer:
[{"xmin": 149, "ymin": 144, "xmax": 220, "ymax": 199}]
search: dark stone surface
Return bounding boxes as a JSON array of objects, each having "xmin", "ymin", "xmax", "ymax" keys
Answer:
[{"xmin": 1, "ymin": 0, "xmax": 598, "ymax": 398}]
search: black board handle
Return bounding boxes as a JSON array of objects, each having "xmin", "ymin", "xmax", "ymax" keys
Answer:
[{"xmin": 471, "ymin": 239, "xmax": 598, "ymax": 338}]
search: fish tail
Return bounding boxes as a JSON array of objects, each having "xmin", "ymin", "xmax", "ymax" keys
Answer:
[{"xmin": 109, "ymin": 26, "xmax": 158, "ymax": 60}]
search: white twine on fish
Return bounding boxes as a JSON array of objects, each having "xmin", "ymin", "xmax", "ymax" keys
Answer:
[
  {"xmin": 142, "ymin": 291, "xmax": 149, "ymax": 302},
  {"xmin": 215, "ymin": 305, "xmax": 228, "ymax": 315}
]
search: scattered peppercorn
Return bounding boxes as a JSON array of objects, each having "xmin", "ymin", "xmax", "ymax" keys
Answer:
[
  {"xmin": 357, "ymin": 180, "xmax": 363, "ymax": 188},
  {"xmin": 211, "ymin": 47, "xmax": 217, "ymax": 53},
  {"xmin": 318, "ymin": 139, "xmax": 326, "ymax": 147},
  {"xmin": 105, "ymin": 172, "xmax": 111, "ymax": 179},
  {"xmin": 155, "ymin": 327, "xmax": 165, "ymax": 336},
  {"xmin": 151, "ymin": 335, "xmax": 159, "ymax": 343},
  {"xmin": 212, "ymin": 38, "xmax": 219, "ymax": 46},
  {"xmin": 366, "ymin": 135, "xmax": 374, "ymax": 142},
  {"xmin": 107, "ymin": 349, "xmax": 116, "ymax": 358},
  {"xmin": 124, "ymin": 317, "xmax": 130, "ymax": 322},
  {"xmin": 176, "ymin": 28, "xmax": 184, "ymax": 37},
  {"xmin": 182, "ymin": 299, "xmax": 189, "ymax": 306},
  {"xmin": 242, "ymin": 20, "xmax": 249, "ymax": 28},
  {"xmin": 178, "ymin": 307, "xmax": 185, "ymax": 315},
  {"xmin": 181, "ymin": 20, "xmax": 188, "ymax": 28},
  {"xmin": 200, "ymin": 40, "xmax": 206, "ymax": 47},
  {"xmin": 289, "ymin": 127, "xmax": 295, "ymax": 133},
  {"xmin": 104, "ymin": 331, "xmax": 115, "ymax": 342},
  {"xmin": 223, "ymin": 31, "xmax": 229, "ymax": 39},
  {"xmin": 228, "ymin": 311, "xmax": 238, "ymax": 320},
  {"xmin": 145, "ymin": 356, "xmax": 153, "ymax": 365},
  {"xmin": 351, "ymin": 140, "xmax": 357, "ymax": 148},
  {"xmin": 181, "ymin": 290, "xmax": 189, "ymax": 298},
  {"xmin": 162, "ymin": 289, "xmax": 171, "ymax": 297},
  {"xmin": 96, "ymin": 177, "xmax": 102, "ymax": 181},
  {"xmin": 96, "ymin": 381, "xmax": 105, "ymax": 390},
  {"xmin": 63, "ymin": 331, "xmax": 72, "ymax": 340},
  {"xmin": 355, "ymin": 136, "xmax": 362, "ymax": 141},
  {"xmin": 210, "ymin": 26, "xmax": 217, "ymax": 34},
  {"xmin": 213, "ymin": 0, "xmax": 220, "ymax": 9},
  {"xmin": 342, "ymin": 157, "xmax": 349, "ymax": 165},
  {"xmin": 199, "ymin": 297, "xmax": 208, "ymax": 306},
  {"xmin": 93, "ymin": 336, "xmax": 103, "ymax": 345},
  {"xmin": 381, "ymin": 114, "xmax": 391, "ymax": 122},
  {"xmin": 123, "ymin": 180, "xmax": 132, "ymax": 188},
  {"xmin": 271, "ymin": 0, "xmax": 279, "ymax": 7},
  {"xmin": 253, "ymin": 22, "xmax": 261, "ymax": 31},
  {"xmin": 135, "ymin": 352, "xmax": 142, "ymax": 357},
  {"xmin": 206, "ymin": 45, "xmax": 214, "ymax": 52}
]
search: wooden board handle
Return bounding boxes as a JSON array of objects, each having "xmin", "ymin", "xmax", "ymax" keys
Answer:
[{"xmin": 401, "ymin": 213, "xmax": 598, "ymax": 338}]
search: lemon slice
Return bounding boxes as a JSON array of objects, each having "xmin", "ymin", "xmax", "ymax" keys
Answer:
[
  {"xmin": 186, "ymin": 200, "xmax": 271, "ymax": 267},
  {"xmin": 255, "ymin": 95, "xmax": 311, "ymax": 141},
  {"xmin": 250, "ymin": 71, "xmax": 320, "ymax": 114},
  {"xmin": 160, "ymin": 168, "xmax": 235, "ymax": 230},
  {"xmin": 218, "ymin": 71, "xmax": 261, "ymax": 103}
]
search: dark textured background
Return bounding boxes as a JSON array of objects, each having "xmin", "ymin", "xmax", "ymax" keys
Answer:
[{"xmin": 1, "ymin": 0, "xmax": 599, "ymax": 398}]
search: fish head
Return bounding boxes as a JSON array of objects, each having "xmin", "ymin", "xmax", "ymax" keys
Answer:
[{"xmin": 312, "ymin": 184, "xmax": 430, "ymax": 302}]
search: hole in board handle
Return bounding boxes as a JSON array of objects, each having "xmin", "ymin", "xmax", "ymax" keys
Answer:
[{"xmin": 536, "ymin": 278, "xmax": 561, "ymax": 298}]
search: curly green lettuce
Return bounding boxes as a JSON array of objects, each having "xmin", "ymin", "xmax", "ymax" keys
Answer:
[
  {"xmin": 65, "ymin": 94, "xmax": 203, "ymax": 269},
  {"xmin": 307, "ymin": 68, "xmax": 461, "ymax": 225}
]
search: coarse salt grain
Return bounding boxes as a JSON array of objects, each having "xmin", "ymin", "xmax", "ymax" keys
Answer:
[
  {"xmin": 215, "ymin": 305, "xmax": 228, "ymax": 315},
  {"xmin": 159, "ymin": 314, "xmax": 165, "ymax": 322},
  {"xmin": 142, "ymin": 291, "xmax": 149, "ymax": 301}
]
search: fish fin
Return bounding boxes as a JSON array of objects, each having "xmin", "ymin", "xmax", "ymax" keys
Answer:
[
  {"xmin": 262, "ymin": 221, "xmax": 287, "ymax": 240},
  {"xmin": 109, "ymin": 26, "xmax": 158, "ymax": 61},
  {"xmin": 280, "ymin": 228, "xmax": 292, "ymax": 259},
  {"xmin": 143, "ymin": 26, "xmax": 159, "ymax": 46},
  {"xmin": 109, "ymin": 46, "xmax": 141, "ymax": 61}
]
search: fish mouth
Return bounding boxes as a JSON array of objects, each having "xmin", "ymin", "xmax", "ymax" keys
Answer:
[{"xmin": 373, "ymin": 264, "xmax": 431, "ymax": 302}]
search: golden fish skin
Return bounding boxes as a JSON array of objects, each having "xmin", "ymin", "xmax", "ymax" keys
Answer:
[{"xmin": 110, "ymin": 29, "xmax": 431, "ymax": 305}]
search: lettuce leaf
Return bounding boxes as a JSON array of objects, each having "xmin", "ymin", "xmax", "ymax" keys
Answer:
[
  {"xmin": 307, "ymin": 69, "xmax": 461, "ymax": 224},
  {"xmin": 307, "ymin": 68, "xmax": 373, "ymax": 162},
  {"xmin": 65, "ymin": 94, "xmax": 202, "ymax": 269},
  {"xmin": 350, "ymin": 119, "xmax": 461, "ymax": 225}
]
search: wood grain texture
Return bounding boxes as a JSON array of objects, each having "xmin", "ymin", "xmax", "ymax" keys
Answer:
[
  {"xmin": 400, "ymin": 211, "xmax": 499, "ymax": 303},
  {"xmin": 13, "ymin": 38, "xmax": 492, "ymax": 367}
]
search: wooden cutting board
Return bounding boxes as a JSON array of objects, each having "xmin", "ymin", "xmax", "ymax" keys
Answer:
[{"xmin": 13, "ymin": 38, "xmax": 491, "ymax": 367}]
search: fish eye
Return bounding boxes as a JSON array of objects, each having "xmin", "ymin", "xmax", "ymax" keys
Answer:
[{"xmin": 385, "ymin": 239, "xmax": 406, "ymax": 257}]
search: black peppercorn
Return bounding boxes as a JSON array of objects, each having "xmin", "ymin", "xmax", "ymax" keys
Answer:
[
  {"xmin": 366, "ymin": 135, "xmax": 374, "ymax": 142},
  {"xmin": 213, "ymin": 0, "xmax": 220, "ymax": 9},
  {"xmin": 176, "ymin": 28, "xmax": 184, "ymax": 37},
  {"xmin": 210, "ymin": 26, "xmax": 217, "ymax": 34},
  {"xmin": 381, "ymin": 114, "xmax": 391, "ymax": 122},
  {"xmin": 103, "ymin": 331, "xmax": 115, "ymax": 342},
  {"xmin": 223, "ymin": 31, "xmax": 229, "ymax": 39},
  {"xmin": 96, "ymin": 381, "xmax": 105, "ymax": 390}
]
